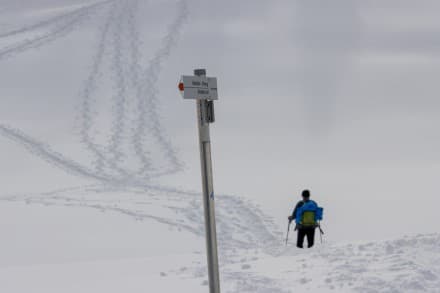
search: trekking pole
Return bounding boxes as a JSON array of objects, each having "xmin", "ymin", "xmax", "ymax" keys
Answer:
[
  {"xmin": 285, "ymin": 220, "xmax": 291, "ymax": 246},
  {"xmin": 318, "ymin": 222, "xmax": 324, "ymax": 244}
]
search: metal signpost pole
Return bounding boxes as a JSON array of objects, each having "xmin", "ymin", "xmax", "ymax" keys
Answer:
[
  {"xmin": 195, "ymin": 69, "xmax": 220, "ymax": 293},
  {"xmin": 179, "ymin": 69, "xmax": 220, "ymax": 293}
]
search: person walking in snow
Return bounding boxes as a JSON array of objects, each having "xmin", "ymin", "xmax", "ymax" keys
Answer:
[{"xmin": 288, "ymin": 190, "xmax": 323, "ymax": 248}]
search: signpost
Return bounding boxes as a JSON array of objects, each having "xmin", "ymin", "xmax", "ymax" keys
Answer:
[{"xmin": 178, "ymin": 69, "xmax": 220, "ymax": 293}]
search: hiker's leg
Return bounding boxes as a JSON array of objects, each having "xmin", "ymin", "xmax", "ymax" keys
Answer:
[
  {"xmin": 306, "ymin": 228, "xmax": 315, "ymax": 248},
  {"xmin": 297, "ymin": 228, "xmax": 305, "ymax": 248}
]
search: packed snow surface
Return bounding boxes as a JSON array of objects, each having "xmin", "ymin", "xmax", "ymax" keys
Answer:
[{"xmin": 1, "ymin": 189, "xmax": 440, "ymax": 293}]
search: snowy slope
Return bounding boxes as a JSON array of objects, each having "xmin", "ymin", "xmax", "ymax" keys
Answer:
[
  {"xmin": 1, "ymin": 190, "xmax": 439, "ymax": 293},
  {"xmin": 1, "ymin": 1, "xmax": 440, "ymax": 292}
]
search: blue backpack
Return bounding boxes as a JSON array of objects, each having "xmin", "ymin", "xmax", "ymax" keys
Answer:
[{"xmin": 296, "ymin": 200, "xmax": 324, "ymax": 226}]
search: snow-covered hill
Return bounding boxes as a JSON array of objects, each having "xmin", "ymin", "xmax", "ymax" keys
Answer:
[
  {"xmin": 1, "ymin": 189, "xmax": 439, "ymax": 293},
  {"xmin": 1, "ymin": 0, "xmax": 440, "ymax": 292}
]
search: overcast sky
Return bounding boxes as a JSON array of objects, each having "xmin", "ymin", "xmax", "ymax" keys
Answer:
[{"xmin": 0, "ymin": 0, "xmax": 439, "ymax": 241}]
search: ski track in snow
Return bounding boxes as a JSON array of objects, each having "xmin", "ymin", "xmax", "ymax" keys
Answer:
[
  {"xmin": 77, "ymin": 0, "xmax": 135, "ymax": 179},
  {"xmin": 0, "ymin": 180, "xmax": 285, "ymax": 291},
  {"xmin": 0, "ymin": 0, "xmax": 114, "ymax": 39},
  {"xmin": 77, "ymin": 0, "xmax": 119, "ymax": 178},
  {"xmin": 107, "ymin": 0, "xmax": 130, "ymax": 177},
  {"xmin": 0, "ymin": 0, "xmax": 186, "ymax": 183},
  {"xmin": 0, "ymin": 125, "xmax": 112, "ymax": 182},
  {"xmin": 0, "ymin": 0, "xmax": 114, "ymax": 61},
  {"xmin": 0, "ymin": 12, "xmax": 85, "ymax": 60},
  {"xmin": 0, "ymin": 0, "xmax": 188, "ymax": 185},
  {"xmin": 0, "ymin": 183, "xmax": 281, "ymax": 253},
  {"xmin": 131, "ymin": 0, "xmax": 187, "ymax": 178},
  {"xmin": 76, "ymin": 0, "xmax": 186, "ymax": 180},
  {"xmin": 125, "ymin": 0, "xmax": 155, "ymax": 176}
]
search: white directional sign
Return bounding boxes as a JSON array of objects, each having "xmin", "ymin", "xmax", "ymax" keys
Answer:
[{"xmin": 178, "ymin": 75, "xmax": 218, "ymax": 100}]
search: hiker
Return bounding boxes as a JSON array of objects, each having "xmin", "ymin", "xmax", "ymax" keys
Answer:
[{"xmin": 288, "ymin": 189, "xmax": 323, "ymax": 248}]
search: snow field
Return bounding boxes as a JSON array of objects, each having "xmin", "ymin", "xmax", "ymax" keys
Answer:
[
  {"xmin": 0, "ymin": 1, "xmax": 439, "ymax": 292},
  {"xmin": 2, "ymin": 186, "xmax": 439, "ymax": 292}
]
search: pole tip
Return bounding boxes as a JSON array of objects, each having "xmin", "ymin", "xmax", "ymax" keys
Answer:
[{"xmin": 194, "ymin": 69, "xmax": 206, "ymax": 76}]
